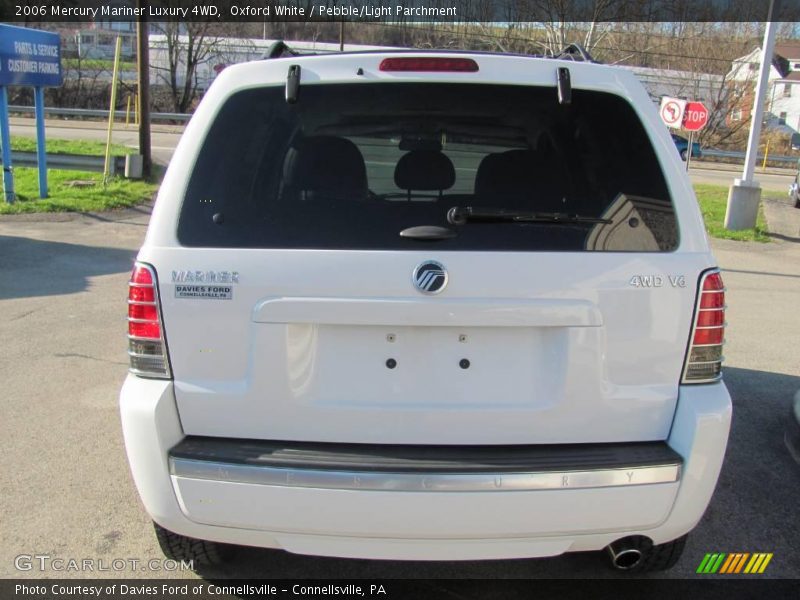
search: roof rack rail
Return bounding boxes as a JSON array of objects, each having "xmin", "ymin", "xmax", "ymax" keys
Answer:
[
  {"xmin": 261, "ymin": 42, "xmax": 600, "ymax": 64},
  {"xmin": 264, "ymin": 40, "xmax": 302, "ymax": 59},
  {"xmin": 554, "ymin": 44, "xmax": 597, "ymax": 63}
]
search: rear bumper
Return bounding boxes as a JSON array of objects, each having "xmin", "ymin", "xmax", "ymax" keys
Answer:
[
  {"xmin": 169, "ymin": 437, "xmax": 683, "ymax": 492},
  {"xmin": 120, "ymin": 375, "xmax": 731, "ymax": 560}
]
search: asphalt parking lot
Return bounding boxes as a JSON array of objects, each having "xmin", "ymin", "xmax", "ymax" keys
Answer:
[{"xmin": 1, "ymin": 201, "xmax": 798, "ymax": 581}]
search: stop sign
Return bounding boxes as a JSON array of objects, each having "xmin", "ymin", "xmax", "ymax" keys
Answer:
[{"xmin": 683, "ymin": 102, "xmax": 709, "ymax": 131}]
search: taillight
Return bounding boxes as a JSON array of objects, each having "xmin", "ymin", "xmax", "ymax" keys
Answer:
[
  {"xmin": 683, "ymin": 270, "xmax": 725, "ymax": 383},
  {"xmin": 128, "ymin": 262, "xmax": 171, "ymax": 379},
  {"xmin": 379, "ymin": 57, "xmax": 479, "ymax": 72}
]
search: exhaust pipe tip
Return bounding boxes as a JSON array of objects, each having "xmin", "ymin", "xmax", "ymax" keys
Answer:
[{"xmin": 606, "ymin": 536, "xmax": 651, "ymax": 571}]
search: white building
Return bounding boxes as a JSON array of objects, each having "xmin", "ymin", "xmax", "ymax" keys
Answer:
[
  {"xmin": 147, "ymin": 36, "xmax": 397, "ymax": 90},
  {"xmin": 623, "ymin": 66, "xmax": 725, "ymax": 106},
  {"xmin": 147, "ymin": 36, "xmax": 727, "ymax": 113},
  {"xmin": 728, "ymin": 41, "xmax": 800, "ymax": 132}
]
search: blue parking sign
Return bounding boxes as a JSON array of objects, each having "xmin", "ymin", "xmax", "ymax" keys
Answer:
[
  {"xmin": 0, "ymin": 23, "xmax": 63, "ymax": 202},
  {"xmin": 0, "ymin": 23, "xmax": 62, "ymax": 87}
]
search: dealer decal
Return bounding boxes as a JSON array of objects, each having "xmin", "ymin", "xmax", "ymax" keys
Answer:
[
  {"xmin": 172, "ymin": 270, "xmax": 239, "ymax": 284},
  {"xmin": 175, "ymin": 285, "xmax": 232, "ymax": 300}
]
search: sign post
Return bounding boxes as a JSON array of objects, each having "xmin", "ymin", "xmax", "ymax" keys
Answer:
[
  {"xmin": 103, "ymin": 36, "xmax": 123, "ymax": 185},
  {"xmin": 0, "ymin": 23, "xmax": 63, "ymax": 203},
  {"xmin": 0, "ymin": 87, "xmax": 14, "ymax": 203},
  {"xmin": 726, "ymin": 0, "xmax": 778, "ymax": 231},
  {"xmin": 34, "ymin": 86, "xmax": 47, "ymax": 196},
  {"xmin": 682, "ymin": 101, "xmax": 709, "ymax": 172}
]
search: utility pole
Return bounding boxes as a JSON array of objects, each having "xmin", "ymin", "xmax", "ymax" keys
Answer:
[
  {"xmin": 725, "ymin": 0, "xmax": 779, "ymax": 230},
  {"xmin": 339, "ymin": 20, "xmax": 345, "ymax": 52},
  {"xmin": 136, "ymin": 4, "xmax": 152, "ymax": 179}
]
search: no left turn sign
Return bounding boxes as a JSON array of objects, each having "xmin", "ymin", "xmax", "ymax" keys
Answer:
[{"xmin": 659, "ymin": 97, "xmax": 687, "ymax": 129}]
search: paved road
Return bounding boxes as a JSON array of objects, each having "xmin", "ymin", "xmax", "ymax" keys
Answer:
[
  {"xmin": 8, "ymin": 118, "xmax": 796, "ymax": 193},
  {"xmin": 9, "ymin": 117, "xmax": 181, "ymax": 166},
  {"xmin": 1, "ymin": 204, "xmax": 798, "ymax": 581},
  {"xmin": 689, "ymin": 163, "xmax": 794, "ymax": 192}
]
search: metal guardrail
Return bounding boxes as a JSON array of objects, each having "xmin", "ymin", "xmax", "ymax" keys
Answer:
[
  {"xmin": 2, "ymin": 151, "xmax": 127, "ymax": 174},
  {"xmin": 701, "ymin": 148, "xmax": 797, "ymax": 166},
  {"xmin": 8, "ymin": 105, "xmax": 800, "ymax": 167},
  {"xmin": 8, "ymin": 105, "xmax": 190, "ymax": 123}
]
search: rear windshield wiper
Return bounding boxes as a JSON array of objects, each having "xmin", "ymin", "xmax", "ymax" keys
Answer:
[{"xmin": 447, "ymin": 206, "xmax": 612, "ymax": 226}]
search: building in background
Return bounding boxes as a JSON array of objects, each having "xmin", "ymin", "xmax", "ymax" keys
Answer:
[
  {"xmin": 147, "ymin": 36, "xmax": 396, "ymax": 91},
  {"xmin": 728, "ymin": 41, "xmax": 800, "ymax": 133},
  {"xmin": 60, "ymin": 0, "xmax": 137, "ymax": 60},
  {"xmin": 70, "ymin": 24, "xmax": 136, "ymax": 60},
  {"xmin": 623, "ymin": 66, "xmax": 724, "ymax": 107}
]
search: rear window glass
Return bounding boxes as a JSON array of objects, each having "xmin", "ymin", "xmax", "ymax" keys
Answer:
[{"xmin": 178, "ymin": 82, "xmax": 677, "ymax": 251}]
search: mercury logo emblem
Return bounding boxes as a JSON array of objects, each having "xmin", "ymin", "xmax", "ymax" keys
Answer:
[{"xmin": 413, "ymin": 261, "xmax": 448, "ymax": 294}]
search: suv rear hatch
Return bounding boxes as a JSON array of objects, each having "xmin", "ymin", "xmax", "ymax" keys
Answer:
[{"xmin": 142, "ymin": 54, "xmax": 713, "ymax": 445}]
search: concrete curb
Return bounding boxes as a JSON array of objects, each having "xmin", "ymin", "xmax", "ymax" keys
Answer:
[
  {"xmin": 0, "ymin": 199, "xmax": 154, "ymax": 224},
  {"xmin": 690, "ymin": 160, "xmax": 795, "ymax": 176}
]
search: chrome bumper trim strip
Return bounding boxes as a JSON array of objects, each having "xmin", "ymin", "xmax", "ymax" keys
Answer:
[{"xmin": 169, "ymin": 458, "xmax": 681, "ymax": 493}]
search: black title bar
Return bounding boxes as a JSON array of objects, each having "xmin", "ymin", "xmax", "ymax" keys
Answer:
[
  {"xmin": 3, "ymin": 0, "xmax": 800, "ymax": 23},
  {"xmin": 4, "ymin": 579, "xmax": 800, "ymax": 600}
]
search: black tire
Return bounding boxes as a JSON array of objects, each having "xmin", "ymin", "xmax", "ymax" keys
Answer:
[
  {"xmin": 153, "ymin": 521, "xmax": 234, "ymax": 566},
  {"xmin": 608, "ymin": 535, "xmax": 687, "ymax": 573},
  {"xmin": 680, "ymin": 149, "xmax": 689, "ymax": 161}
]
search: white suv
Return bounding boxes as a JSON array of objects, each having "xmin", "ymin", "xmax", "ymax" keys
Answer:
[{"xmin": 120, "ymin": 49, "xmax": 731, "ymax": 572}]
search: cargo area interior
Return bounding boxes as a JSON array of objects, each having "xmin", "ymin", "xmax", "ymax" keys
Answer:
[{"xmin": 178, "ymin": 83, "xmax": 678, "ymax": 251}]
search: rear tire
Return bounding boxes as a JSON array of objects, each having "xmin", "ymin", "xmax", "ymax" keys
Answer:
[
  {"xmin": 680, "ymin": 149, "xmax": 689, "ymax": 161},
  {"xmin": 153, "ymin": 522, "xmax": 234, "ymax": 566},
  {"xmin": 609, "ymin": 535, "xmax": 687, "ymax": 573}
]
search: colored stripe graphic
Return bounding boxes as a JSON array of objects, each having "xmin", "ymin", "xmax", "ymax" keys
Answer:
[
  {"xmin": 734, "ymin": 553, "xmax": 750, "ymax": 573},
  {"xmin": 719, "ymin": 553, "xmax": 736, "ymax": 574},
  {"xmin": 697, "ymin": 553, "xmax": 727, "ymax": 573},
  {"xmin": 744, "ymin": 553, "xmax": 759, "ymax": 573},
  {"xmin": 744, "ymin": 553, "xmax": 774, "ymax": 574},
  {"xmin": 720, "ymin": 553, "xmax": 751, "ymax": 573},
  {"xmin": 701, "ymin": 552, "xmax": 773, "ymax": 574},
  {"xmin": 696, "ymin": 553, "xmax": 713, "ymax": 573},
  {"xmin": 745, "ymin": 553, "xmax": 760, "ymax": 573},
  {"xmin": 758, "ymin": 554, "xmax": 773, "ymax": 573},
  {"xmin": 710, "ymin": 553, "xmax": 726, "ymax": 573}
]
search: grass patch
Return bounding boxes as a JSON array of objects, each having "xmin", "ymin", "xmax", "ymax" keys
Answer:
[
  {"xmin": 63, "ymin": 58, "xmax": 137, "ymax": 71},
  {"xmin": 11, "ymin": 136, "xmax": 133, "ymax": 157},
  {"xmin": 0, "ymin": 167, "xmax": 157, "ymax": 214},
  {"xmin": 693, "ymin": 184, "xmax": 770, "ymax": 242},
  {"xmin": 0, "ymin": 161, "xmax": 774, "ymax": 225}
]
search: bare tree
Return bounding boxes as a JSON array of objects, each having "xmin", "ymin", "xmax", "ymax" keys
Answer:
[
  {"xmin": 150, "ymin": 21, "xmax": 222, "ymax": 113},
  {"xmin": 509, "ymin": 0, "xmax": 624, "ymax": 56}
]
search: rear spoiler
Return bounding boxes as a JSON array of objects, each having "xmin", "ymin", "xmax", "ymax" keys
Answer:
[{"xmin": 264, "ymin": 41, "xmax": 599, "ymax": 107}]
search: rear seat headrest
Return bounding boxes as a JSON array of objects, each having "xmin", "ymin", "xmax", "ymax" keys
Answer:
[
  {"xmin": 394, "ymin": 150, "xmax": 456, "ymax": 192},
  {"xmin": 475, "ymin": 149, "xmax": 537, "ymax": 197},
  {"xmin": 283, "ymin": 136, "xmax": 367, "ymax": 199}
]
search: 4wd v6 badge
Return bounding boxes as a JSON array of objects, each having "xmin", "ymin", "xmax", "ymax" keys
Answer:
[{"xmin": 175, "ymin": 285, "xmax": 232, "ymax": 300}]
